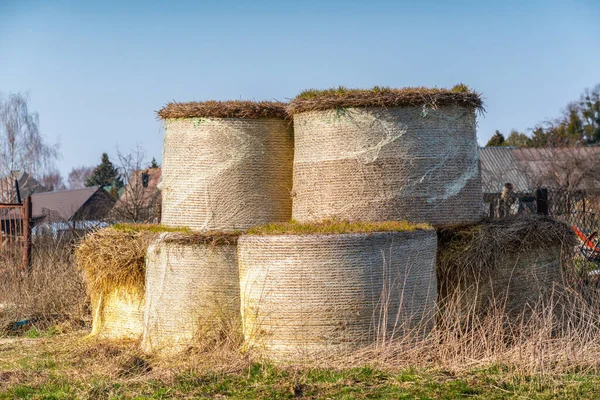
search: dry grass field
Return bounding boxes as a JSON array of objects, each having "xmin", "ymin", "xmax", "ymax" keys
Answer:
[{"xmin": 3, "ymin": 238, "xmax": 600, "ymax": 399}]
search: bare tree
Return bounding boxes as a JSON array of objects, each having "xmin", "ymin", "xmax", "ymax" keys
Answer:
[
  {"xmin": 0, "ymin": 93, "xmax": 59, "ymax": 178},
  {"xmin": 39, "ymin": 169, "xmax": 66, "ymax": 192},
  {"xmin": 67, "ymin": 166, "xmax": 94, "ymax": 189},
  {"xmin": 110, "ymin": 144, "xmax": 161, "ymax": 223}
]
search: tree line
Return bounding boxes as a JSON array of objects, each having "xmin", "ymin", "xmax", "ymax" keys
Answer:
[
  {"xmin": 486, "ymin": 83, "xmax": 600, "ymax": 148},
  {"xmin": 486, "ymin": 84, "xmax": 600, "ymax": 147}
]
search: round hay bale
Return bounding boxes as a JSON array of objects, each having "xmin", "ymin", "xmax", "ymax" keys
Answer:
[
  {"xmin": 238, "ymin": 221, "xmax": 438, "ymax": 361},
  {"xmin": 437, "ymin": 216, "xmax": 576, "ymax": 320},
  {"xmin": 287, "ymin": 86, "xmax": 484, "ymax": 225},
  {"xmin": 141, "ymin": 232, "xmax": 241, "ymax": 355},
  {"xmin": 75, "ymin": 225, "xmax": 159, "ymax": 339},
  {"xmin": 158, "ymin": 100, "xmax": 293, "ymax": 232}
]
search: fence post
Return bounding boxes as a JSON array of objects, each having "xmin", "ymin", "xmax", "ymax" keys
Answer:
[
  {"xmin": 22, "ymin": 195, "xmax": 32, "ymax": 271},
  {"xmin": 536, "ymin": 188, "xmax": 549, "ymax": 216}
]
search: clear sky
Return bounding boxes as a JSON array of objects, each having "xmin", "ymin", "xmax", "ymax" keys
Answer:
[{"xmin": 1, "ymin": 0, "xmax": 599, "ymax": 177}]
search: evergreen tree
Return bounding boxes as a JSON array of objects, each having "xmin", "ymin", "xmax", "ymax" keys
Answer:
[
  {"xmin": 85, "ymin": 153, "xmax": 124, "ymax": 188},
  {"xmin": 504, "ymin": 130, "xmax": 531, "ymax": 147},
  {"xmin": 486, "ymin": 130, "xmax": 505, "ymax": 147}
]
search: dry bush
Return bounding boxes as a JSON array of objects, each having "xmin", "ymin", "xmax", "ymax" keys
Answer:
[{"xmin": 0, "ymin": 235, "xmax": 88, "ymax": 334}]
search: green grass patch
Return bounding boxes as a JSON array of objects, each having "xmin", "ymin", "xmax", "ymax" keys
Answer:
[
  {"xmin": 247, "ymin": 219, "xmax": 432, "ymax": 236},
  {"xmin": 111, "ymin": 223, "xmax": 191, "ymax": 234}
]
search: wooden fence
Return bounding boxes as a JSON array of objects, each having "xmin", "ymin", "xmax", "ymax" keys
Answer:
[{"xmin": 0, "ymin": 196, "xmax": 32, "ymax": 270}]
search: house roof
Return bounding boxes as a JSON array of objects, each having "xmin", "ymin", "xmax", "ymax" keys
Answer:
[
  {"xmin": 0, "ymin": 171, "xmax": 47, "ymax": 202},
  {"xmin": 480, "ymin": 147, "xmax": 600, "ymax": 193},
  {"xmin": 31, "ymin": 186, "xmax": 102, "ymax": 220}
]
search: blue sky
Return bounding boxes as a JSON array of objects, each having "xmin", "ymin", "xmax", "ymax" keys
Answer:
[{"xmin": 1, "ymin": 0, "xmax": 599, "ymax": 177}]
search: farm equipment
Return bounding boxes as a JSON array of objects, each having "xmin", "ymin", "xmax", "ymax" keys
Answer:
[{"xmin": 572, "ymin": 225, "xmax": 600, "ymax": 266}]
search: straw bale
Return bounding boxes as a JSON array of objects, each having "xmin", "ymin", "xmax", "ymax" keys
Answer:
[
  {"xmin": 238, "ymin": 230, "xmax": 438, "ymax": 362},
  {"xmin": 160, "ymin": 117, "xmax": 294, "ymax": 231},
  {"xmin": 158, "ymin": 100, "xmax": 289, "ymax": 120},
  {"xmin": 290, "ymin": 104, "xmax": 482, "ymax": 225},
  {"xmin": 287, "ymin": 85, "xmax": 484, "ymax": 115},
  {"xmin": 437, "ymin": 216, "xmax": 576, "ymax": 318},
  {"xmin": 75, "ymin": 226, "xmax": 159, "ymax": 339},
  {"xmin": 142, "ymin": 233, "xmax": 240, "ymax": 355}
]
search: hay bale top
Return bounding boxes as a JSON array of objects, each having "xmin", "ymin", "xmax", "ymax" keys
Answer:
[
  {"xmin": 157, "ymin": 100, "xmax": 289, "ymax": 120},
  {"xmin": 157, "ymin": 231, "xmax": 241, "ymax": 246},
  {"xmin": 246, "ymin": 219, "xmax": 431, "ymax": 236},
  {"xmin": 287, "ymin": 84, "xmax": 484, "ymax": 115},
  {"xmin": 437, "ymin": 216, "xmax": 576, "ymax": 273}
]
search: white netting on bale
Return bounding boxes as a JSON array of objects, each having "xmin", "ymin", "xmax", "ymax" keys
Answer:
[
  {"xmin": 160, "ymin": 118, "xmax": 293, "ymax": 231},
  {"xmin": 90, "ymin": 287, "xmax": 144, "ymax": 339},
  {"xmin": 238, "ymin": 230, "xmax": 438, "ymax": 362},
  {"xmin": 141, "ymin": 233, "xmax": 240, "ymax": 355},
  {"xmin": 290, "ymin": 106, "xmax": 482, "ymax": 225}
]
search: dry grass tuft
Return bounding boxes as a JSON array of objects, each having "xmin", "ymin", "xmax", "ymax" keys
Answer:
[
  {"xmin": 157, "ymin": 100, "xmax": 289, "ymax": 120},
  {"xmin": 287, "ymin": 84, "xmax": 484, "ymax": 115},
  {"xmin": 436, "ymin": 215, "xmax": 576, "ymax": 275},
  {"xmin": 247, "ymin": 219, "xmax": 432, "ymax": 235},
  {"xmin": 0, "ymin": 239, "xmax": 88, "ymax": 334}
]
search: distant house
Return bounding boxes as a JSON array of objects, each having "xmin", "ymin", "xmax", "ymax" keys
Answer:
[
  {"xmin": 1, "ymin": 186, "xmax": 115, "ymax": 235},
  {"xmin": 480, "ymin": 147, "xmax": 600, "ymax": 217},
  {"xmin": 112, "ymin": 167, "xmax": 161, "ymax": 223},
  {"xmin": 480, "ymin": 147, "xmax": 600, "ymax": 195},
  {"xmin": 0, "ymin": 171, "xmax": 47, "ymax": 203}
]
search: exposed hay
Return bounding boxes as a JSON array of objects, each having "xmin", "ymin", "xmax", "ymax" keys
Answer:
[
  {"xmin": 247, "ymin": 219, "xmax": 431, "ymax": 235},
  {"xmin": 436, "ymin": 215, "xmax": 577, "ymax": 320},
  {"xmin": 287, "ymin": 84, "xmax": 484, "ymax": 115},
  {"xmin": 157, "ymin": 100, "xmax": 289, "ymax": 120},
  {"xmin": 437, "ymin": 215, "xmax": 576, "ymax": 276},
  {"xmin": 75, "ymin": 226, "xmax": 158, "ymax": 297}
]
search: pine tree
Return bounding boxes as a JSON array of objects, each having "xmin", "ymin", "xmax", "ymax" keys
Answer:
[
  {"xmin": 85, "ymin": 153, "xmax": 124, "ymax": 188},
  {"xmin": 486, "ymin": 130, "xmax": 506, "ymax": 147}
]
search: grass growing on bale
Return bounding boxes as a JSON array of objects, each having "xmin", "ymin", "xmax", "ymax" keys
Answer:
[
  {"xmin": 247, "ymin": 219, "xmax": 431, "ymax": 236},
  {"xmin": 160, "ymin": 231, "xmax": 241, "ymax": 246},
  {"xmin": 287, "ymin": 84, "xmax": 485, "ymax": 115},
  {"xmin": 436, "ymin": 215, "xmax": 576, "ymax": 275},
  {"xmin": 157, "ymin": 100, "xmax": 289, "ymax": 120}
]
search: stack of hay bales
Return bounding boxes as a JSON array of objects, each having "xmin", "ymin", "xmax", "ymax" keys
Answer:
[
  {"xmin": 158, "ymin": 100, "xmax": 294, "ymax": 231},
  {"xmin": 238, "ymin": 220, "xmax": 438, "ymax": 361},
  {"xmin": 142, "ymin": 100, "xmax": 293, "ymax": 354},
  {"xmin": 141, "ymin": 232, "xmax": 240, "ymax": 354},
  {"xmin": 287, "ymin": 85, "xmax": 484, "ymax": 225},
  {"xmin": 236, "ymin": 85, "xmax": 485, "ymax": 361},
  {"xmin": 75, "ymin": 225, "xmax": 160, "ymax": 339},
  {"xmin": 436, "ymin": 216, "xmax": 576, "ymax": 321}
]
